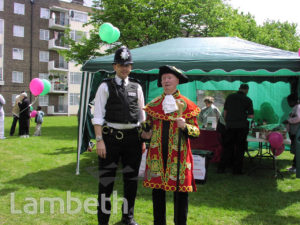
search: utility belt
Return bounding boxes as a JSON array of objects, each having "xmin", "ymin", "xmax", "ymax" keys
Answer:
[{"xmin": 102, "ymin": 125, "xmax": 141, "ymax": 140}]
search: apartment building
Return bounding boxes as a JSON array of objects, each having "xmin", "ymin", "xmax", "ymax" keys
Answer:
[{"xmin": 0, "ymin": 0, "xmax": 93, "ymax": 115}]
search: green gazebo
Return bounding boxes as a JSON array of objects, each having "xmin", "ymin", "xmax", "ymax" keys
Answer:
[{"xmin": 76, "ymin": 37, "xmax": 300, "ymax": 174}]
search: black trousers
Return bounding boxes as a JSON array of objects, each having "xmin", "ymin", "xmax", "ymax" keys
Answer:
[
  {"xmin": 219, "ymin": 127, "xmax": 249, "ymax": 173},
  {"xmin": 10, "ymin": 115, "xmax": 19, "ymax": 136},
  {"xmin": 152, "ymin": 189, "xmax": 188, "ymax": 225},
  {"xmin": 19, "ymin": 117, "xmax": 30, "ymax": 136},
  {"xmin": 97, "ymin": 128, "xmax": 142, "ymax": 225},
  {"xmin": 289, "ymin": 134, "xmax": 296, "ymax": 167}
]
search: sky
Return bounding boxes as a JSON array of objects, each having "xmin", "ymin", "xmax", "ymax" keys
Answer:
[{"xmin": 227, "ymin": 0, "xmax": 300, "ymax": 28}]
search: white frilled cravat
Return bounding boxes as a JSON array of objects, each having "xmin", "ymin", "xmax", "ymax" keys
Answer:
[{"xmin": 162, "ymin": 95, "xmax": 178, "ymax": 114}]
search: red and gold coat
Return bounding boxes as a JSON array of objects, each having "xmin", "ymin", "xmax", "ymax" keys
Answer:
[{"xmin": 143, "ymin": 91, "xmax": 200, "ymax": 192}]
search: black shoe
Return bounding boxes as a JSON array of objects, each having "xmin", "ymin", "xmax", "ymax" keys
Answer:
[{"xmin": 121, "ymin": 218, "xmax": 138, "ymax": 225}]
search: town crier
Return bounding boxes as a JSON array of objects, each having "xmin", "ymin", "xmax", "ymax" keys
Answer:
[{"xmin": 141, "ymin": 65, "xmax": 200, "ymax": 225}]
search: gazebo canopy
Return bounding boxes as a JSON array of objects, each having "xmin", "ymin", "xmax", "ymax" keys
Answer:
[{"xmin": 82, "ymin": 37, "xmax": 300, "ymax": 77}]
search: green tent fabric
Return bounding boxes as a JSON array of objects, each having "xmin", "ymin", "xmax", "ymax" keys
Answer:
[
  {"xmin": 82, "ymin": 37, "xmax": 300, "ymax": 75},
  {"xmin": 76, "ymin": 37, "xmax": 300, "ymax": 174}
]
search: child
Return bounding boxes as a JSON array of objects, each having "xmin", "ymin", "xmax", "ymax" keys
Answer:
[
  {"xmin": 284, "ymin": 94, "xmax": 300, "ymax": 173},
  {"xmin": 34, "ymin": 106, "xmax": 44, "ymax": 136}
]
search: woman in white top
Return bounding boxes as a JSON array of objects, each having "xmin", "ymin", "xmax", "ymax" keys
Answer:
[
  {"xmin": 284, "ymin": 94, "xmax": 300, "ymax": 172},
  {"xmin": 199, "ymin": 96, "xmax": 221, "ymax": 129},
  {"xmin": 0, "ymin": 94, "xmax": 6, "ymax": 139}
]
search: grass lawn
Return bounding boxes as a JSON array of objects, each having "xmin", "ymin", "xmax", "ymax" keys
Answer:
[{"xmin": 0, "ymin": 116, "xmax": 300, "ymax": 225}]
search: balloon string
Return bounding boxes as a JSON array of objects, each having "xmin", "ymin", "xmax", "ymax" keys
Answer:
[
  {"xmin": 31, "ymin": 96, "xmax": 39, "ymax": 106},
  {"xmin": 19, "ymin": 96, "xmax": 39, "ymax": 114}
]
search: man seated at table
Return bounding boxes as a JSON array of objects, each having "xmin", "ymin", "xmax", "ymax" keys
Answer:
[{"xmin": 199, "ymin": 96, "xmax": 221, "ymax": 129}]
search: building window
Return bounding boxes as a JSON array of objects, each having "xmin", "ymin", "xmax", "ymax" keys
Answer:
[
  {"xmin": 14, "ymin": 3, "xmax": 25, "ymax": 15},
  {"xmin": 0, "ymin": 67, "xmax": 3, "ymax": 81},
  {"xmin": 13, "ymin": 25, "xmax": 24, "ymax": 37},
  {"xmin": 40, "ymin": 29, "xmax": 49, "ymax": 41},
  {"xmin": 12, "ymin": 48, "xmax": 24, "ymax": 60},
  {"xmin": 39, "ymin": 51, "xmax": 49, "ymax": 62},
  {"xmin": 0, "ymin": 19, "xmax": 4, "ymax": 34},
  {"xmin": 70, "ymin": 72, "xmax": 82, "ymax": 84},
  {"xmin": 39, "ymin": 73, "xmax": 49, "ymax": 80},
  {"xmin": 70, "ymin": 11, "xmax": 88, "ymax": 23},
  {"xmin": 69, "ymin": 93, "xmax": 80, "ymax": 106},
  {"xmin": 70, "ymin": 30, "xmax": 87, "ymax": 42},
  {"xmin": 12, "ymin": 71, "xmax": 23, "ymax": 83},
  {"xmin": 39, "ymin": 95, "xmax": 49, "ymax": 106},
  {"xmin": 0, "ymin": 0, "xmax": 3, "ymax": 11},
  {"xmin": 40, "ymin": 8, "xmax": 50, "ymax": 19}
]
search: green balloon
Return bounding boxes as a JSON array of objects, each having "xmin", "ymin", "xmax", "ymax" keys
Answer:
[
  {"xmin": 30, "ymin": 105, "xmax": 33, "ymax": 111},
  {"xmin": 99, "ymin": 23, "xmax": 114, "ymax": 42},
  {"xmin": 40, "ymin": 79, "xmax": 51, "ymax": 96},
  {"xmin": 106, "ymin": 27, "xmax": 120, "ymax": 44}
]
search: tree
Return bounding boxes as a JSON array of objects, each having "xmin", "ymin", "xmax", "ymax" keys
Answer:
[
  {"xmin": 59, "ymin": 27, "xmax": 105, "ymax": 65},
  {"xmin": 59, "ymin": 0, "xmax": 300, "ymax": 64},
  {"xmin": 255, "ymin": 20, "xmax": 300, "ymax": 52},
  {"xmin": 88, "ymin": 0, "xmax": 187, "ymax": 47}
]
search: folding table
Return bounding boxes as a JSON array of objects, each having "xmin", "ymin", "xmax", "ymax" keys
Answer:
[{"xmin": 247, "ymin": 136, "xmax": 291, "ymax": 178}]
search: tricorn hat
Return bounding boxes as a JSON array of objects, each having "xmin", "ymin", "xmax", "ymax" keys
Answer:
[
  {"xmin": 113, "ymin": 46, "xmax": 133, "ymax": 65},
  {"xmin": 157, "ymin": 65, "xmax": 188, "ymax": 87}
]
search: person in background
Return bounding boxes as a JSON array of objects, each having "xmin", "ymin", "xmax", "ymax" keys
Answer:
[
  {"xmin": 10, "ymin": 93, "xmax": 23, "ymax": 136},
  {"xmin": 93, "ymin": 46, "xmax": 145, "ymax": 225},
  {"xmin": 33, "ymin": 106, "xmax": 44, "ymax": 136},
  {"xmin": 18, "ymin": 92, "xmax": 30, "ymax": 138},
  {"xmin": 284, "ymin": 94, "xmax": 300, "ymax": 173},
  {"xmin": 218, "ymin": 84, "xmax": 254, "ymax": 175},
  {"xmin": 0, "ymin": 93, "xmax": 6, "ymax": 139},
  {"xmin": 141, "ymin": 65, "xmax": 200, "ymax": 225},
  {"xmin": 199, "ymin": 96, "xmax": 221, "ymax": 128}
]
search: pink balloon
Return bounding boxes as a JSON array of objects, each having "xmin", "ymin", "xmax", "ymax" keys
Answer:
[
  {"xmin": 271, "ymin": 144, "xmax": 285, "ymax": 156},
  {"xmin": 268, "ymin": 132, "xmax": 284, "ymax": 149},
  {"xmin": 29, "ymin": 78, "xmax": 44, "ymax": 96},
  {"xmin": 30, "ymin": 110, "xmax": 37, "ymax": 118},
  {"xmin": 298, "ymin": 48, "xmax": 300, "ymax": 57}
]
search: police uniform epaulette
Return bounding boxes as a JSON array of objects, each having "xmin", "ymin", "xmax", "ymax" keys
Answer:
[
  {"xmin": 101, "ymin": 78, "xmax": 114, "ymax": 84},
  {"xmin": 129, "ymin": 77, "xmax": 141, "ymax": 85}
]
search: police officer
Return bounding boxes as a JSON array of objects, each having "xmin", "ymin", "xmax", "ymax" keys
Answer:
[{"xmin": 93, "ymin": 46, "xmax": 145, "ymax": 225}]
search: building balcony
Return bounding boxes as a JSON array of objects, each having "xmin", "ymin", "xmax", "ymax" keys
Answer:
[
  {"xmin": 47, "ymin": 105, "xmax": 68, "ymax": 115},
  {"xmin": 50, "ymin": 6, "xmax": 69, "ymax": 13},
  {"xmin": 49, "ymin": 81, "xmax": 68, "ymax": 94},
  {"xmin": 48, "ymin": 60, "xmax": 69, "ymax": 72},
  {"xmin": 49, "ymin": 18, "xmax": 69, "ymax": 30},
  {"xmin": 48, "ymin": 39, "xmax": 69, "ymax": 51}
]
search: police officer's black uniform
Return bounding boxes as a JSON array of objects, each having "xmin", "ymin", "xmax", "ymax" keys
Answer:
[{"xmin": 94, "ymin": 47, "xmax": 144, "ymax": 225}]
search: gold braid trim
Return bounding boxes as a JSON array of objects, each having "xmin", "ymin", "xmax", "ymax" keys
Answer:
[
  {"xmin": 186, "ymin": 124, "xmax": 200, "ymax": 137},
  {"xmin": 143, "ymin": 181, "xmax": 194, "ymax": 192},
  {"xmin": 144, "ymin": 107, "xmax": 200, "ymax": 121}
]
